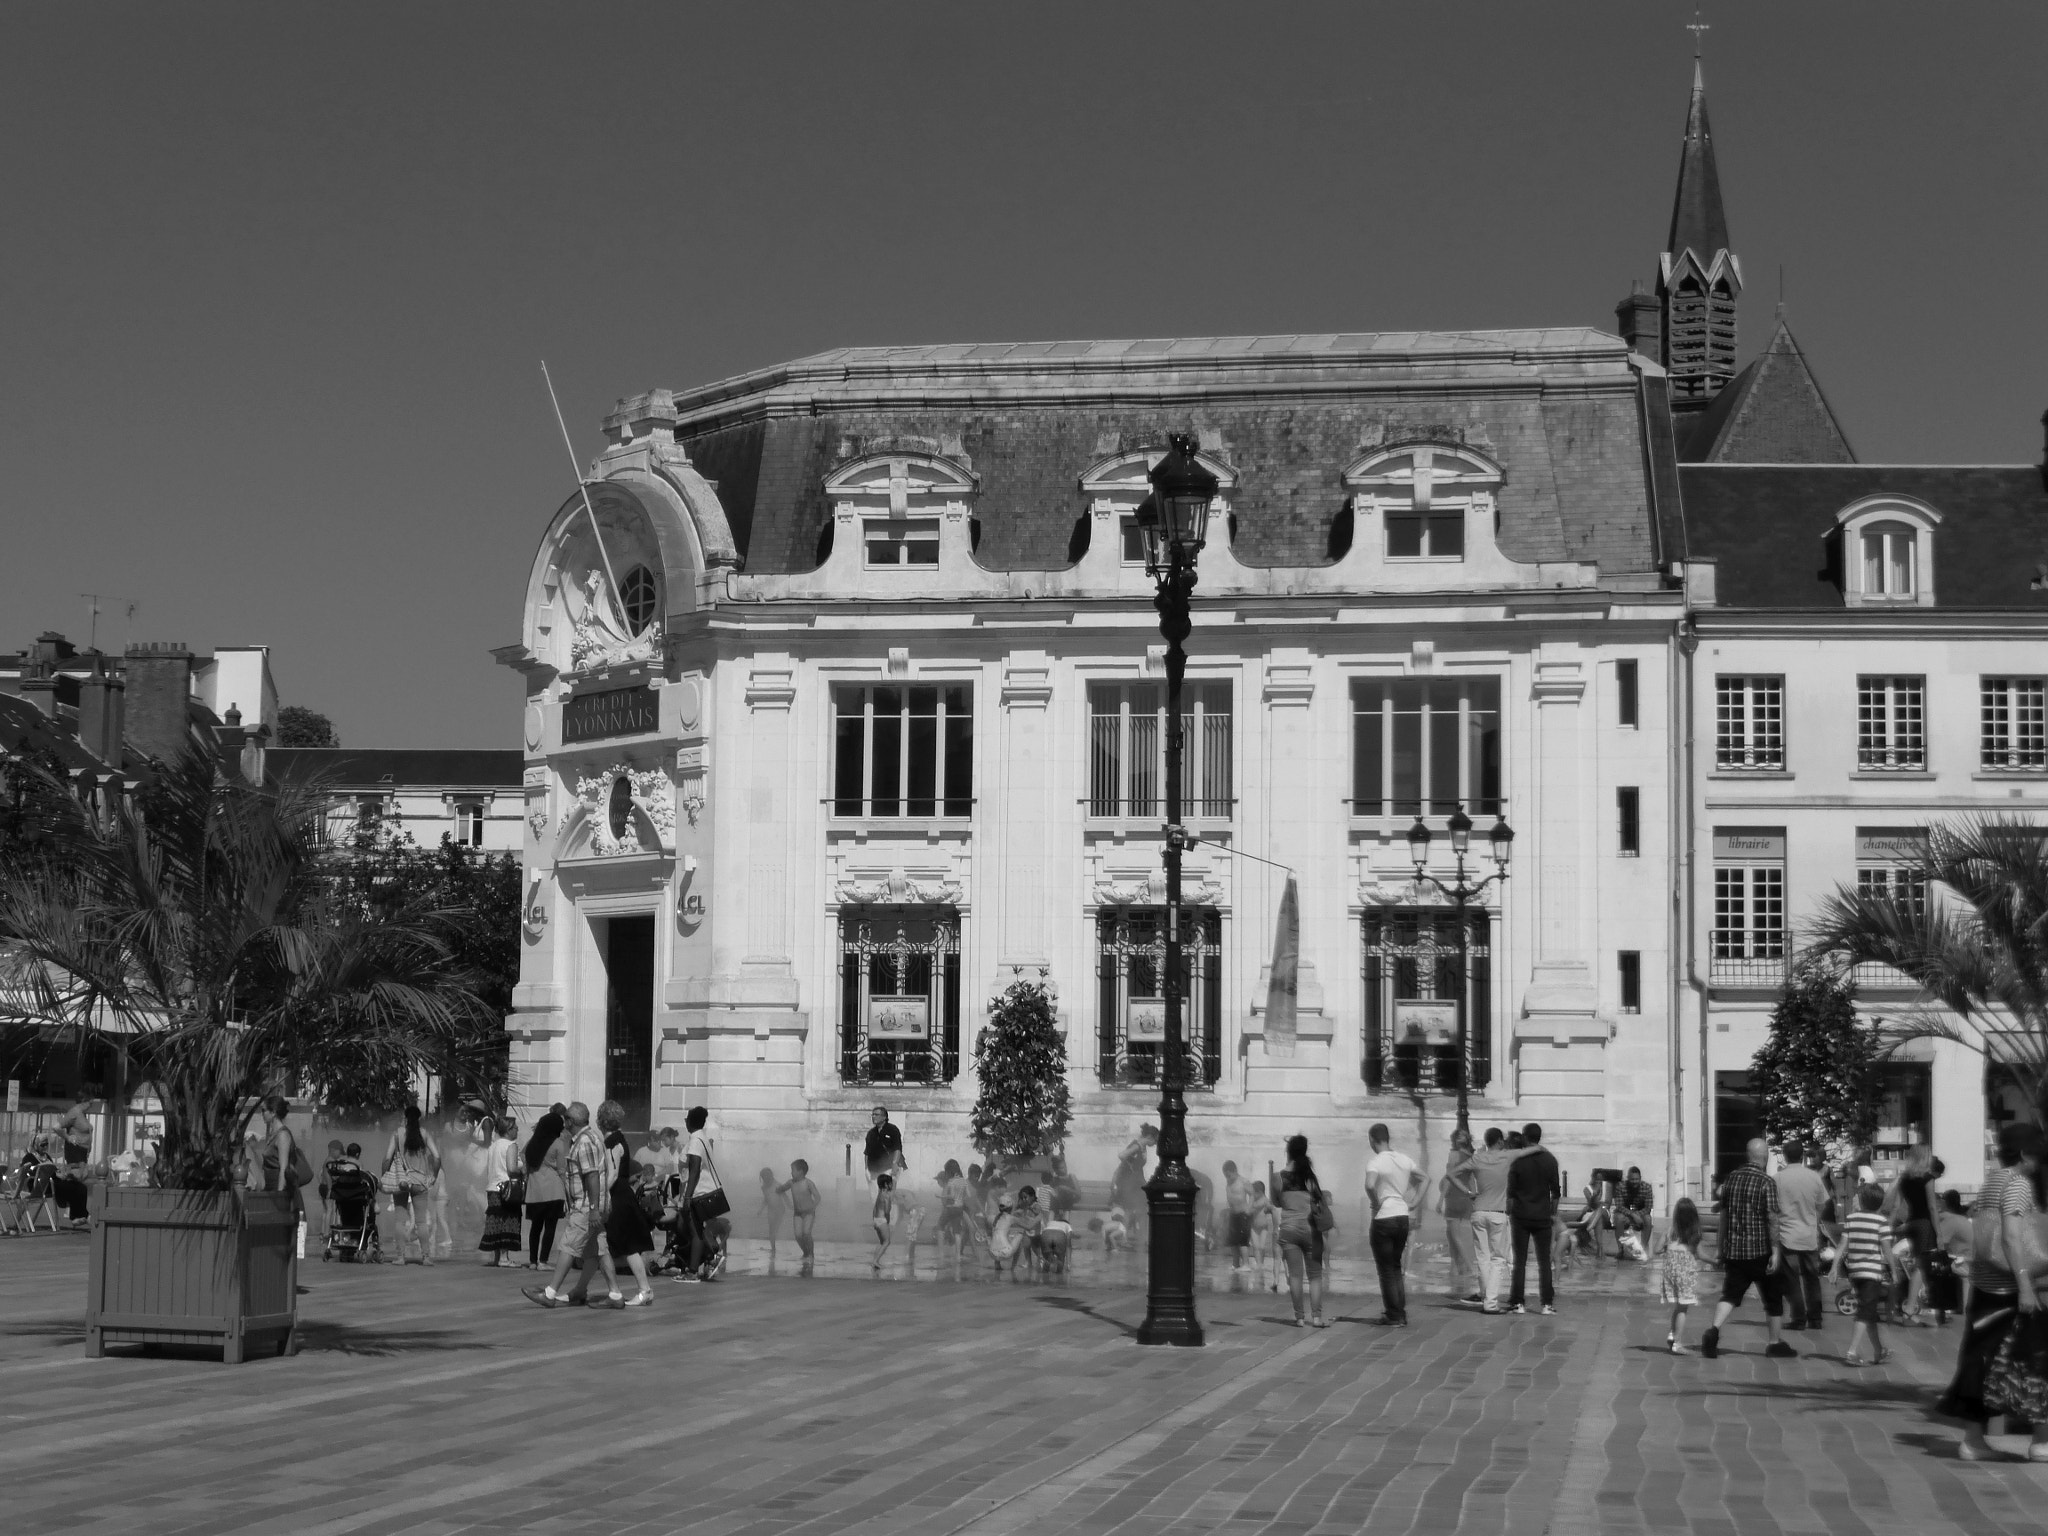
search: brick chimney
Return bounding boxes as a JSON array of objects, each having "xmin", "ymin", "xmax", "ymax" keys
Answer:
[
  {"xmin": 123, "ymin": 642, "xmax": 195, "ymax": 763},
  {"xmin": 1616, "ymin": 284, "xmax": 1662, "ymax": 362},
  {"xmin": 77, "ymin": 655, "xmax": 126, "ymax": 765}
]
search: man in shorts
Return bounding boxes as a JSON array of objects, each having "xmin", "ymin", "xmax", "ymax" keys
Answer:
[
  {"xmin": 524, "ymin": 1102, "xmax": 625, "ymax": 1309},
  {"xmin": 1222, "ymin": 1161, "xmax": 1254, "ymax": 1269},
  {"xmin": 1702, "ymin": 1137, "xmax": 1797, "ymax": 1359}
]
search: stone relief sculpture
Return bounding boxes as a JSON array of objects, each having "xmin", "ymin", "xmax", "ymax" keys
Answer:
[{"xmin": 568, "ymin": 765, "xmax": 674, "ymax": 856}]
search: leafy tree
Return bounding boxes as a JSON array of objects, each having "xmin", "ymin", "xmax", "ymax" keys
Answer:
[
  {"xmin": 970, "ymin": 980, "xmax": 1071, "ymax": 1169},
  {"xmin": 0, "ymin": 745, "xmax": 495, "ymax": 1190},
  {"xmin": 1805, "ymin": 814, "xmax": 2048, "ymax": 1126},
  {"xmin": 1750, "ymin": 963, "xmax": 1881, "ymax": 1151},
  {"xmin": 303, "ymin": 818, "xmax": 520, "ymax": 1115},
  {"xmin": 275, "ymin": 706, "xmax": 339, "ymax": 748}
]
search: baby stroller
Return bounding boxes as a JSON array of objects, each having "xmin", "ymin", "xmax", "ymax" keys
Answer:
[{"xmin": 323, "ymin": 1160, "xmax": 382, "ymax": 1263}]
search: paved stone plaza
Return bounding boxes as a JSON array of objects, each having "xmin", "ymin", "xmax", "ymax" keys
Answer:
[{"xmin": 3, "ymin": 1234, "xmax": 2045, "ymax": 1536}]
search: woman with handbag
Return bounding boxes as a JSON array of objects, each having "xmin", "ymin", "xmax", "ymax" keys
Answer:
[
  {"xmin": 1275, "ymin": 1134, "xmax": 1329, "ymax": 1328},
  {"xmin": 381, "ymin": 1105, "xmax": 440, "ymax": 1266},
  {"xmin": 521, "ymin": 1110, "xmax": 568, "ymax": 1269},
  {"xmin": 597, "ymin": 1101, "xmax": 658, "ymax": 1306},
  {"xmin": 1939, "ymin": 1121, "xmax": 2048, "ymax": 1462},
  {"xmin": 477, "ymin": 1115, "xmax": 524, "ymax": 1267}
]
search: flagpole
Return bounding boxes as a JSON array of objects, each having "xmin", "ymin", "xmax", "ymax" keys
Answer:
[{"xmin": 542, "ymin": 361, "xmax": 627, "ymax": 624}]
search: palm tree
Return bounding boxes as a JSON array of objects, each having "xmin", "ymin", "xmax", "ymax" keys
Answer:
[
  {"xmin": 0, "ymin": 744, "xmax": 498, "ymax": 1191},
  {"xmin": 1802, "ymin": 814, "xmax": 2048, "ymax": 1126}
]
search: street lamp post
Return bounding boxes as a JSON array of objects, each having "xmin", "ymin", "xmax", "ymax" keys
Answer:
[
  {"xmin": 1134, "ymin": 433, "xmax": 1218, "ymax": 1348},
  {"xmin": 1405, "ymin": 807, "xmax": 1515, "ymax": 1136}
]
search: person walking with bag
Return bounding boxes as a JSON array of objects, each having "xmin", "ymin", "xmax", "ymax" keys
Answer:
[
  {"xmin": 676, "ymin": 1106, "xmax": 728, "ymax": 1282},
  {"xmin": 524, "ymin": 1101, "xmax": 626, "ymax": 1310},
  {"xmin": 1939, "ymin": 1121, "xmax": 2048, "ymax": 1462},
  {"xmin": 381, "ymin": 1105, "xmax": 439, "ymax": 1265},
  {"xmin": 1274, "ymin": 1134, "xmax": 1328, "ymax": 1328}
]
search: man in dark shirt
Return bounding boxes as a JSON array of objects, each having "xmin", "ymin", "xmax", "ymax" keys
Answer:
[
  {"xmin": 1703, "ymin": 1137, "xmax": 1796, "ymax": 1359},
  {"xmin": 863, "ymin": 1106, "xmax": 905, "ymax": 1184},
  {"xmin": 1506, "ymin": 1123, "xmax": 1561, "ymax": 1314}
]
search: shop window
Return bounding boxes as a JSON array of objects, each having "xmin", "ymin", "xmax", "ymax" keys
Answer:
[
  {"xmin": 1087, "ymin": 681, "xmax": 1232, "ymax": 818},
  {"xmin": 1362, "ymin": 908, "xmax": 1490, "ymax": 1093},
  {"xmin": 1350, "ymin": 677, "xmax": 1502, "ymax": 818},
  {"xmin": 1981, "ymin": 678, "xmax": 2048, "ymax": 772},
  {"xmin": 832, "ymin": 684, "xmax": 973, "ymax": 817},
  {"xmin": 1096, "ymin": 908, "xmax": 1222, "ymax": 1090},
  {"xmin": 1715, "ymin": 676, "xmax": 1784, "ymax": 771},
  {"xmin": 838, "ymin": 908, "xmax": 960, "ymax": 1085}
]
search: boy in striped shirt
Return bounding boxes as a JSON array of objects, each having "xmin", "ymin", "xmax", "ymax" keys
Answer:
[{"xmin": 1833, "ymin": 1183, "xmax": 1892, "ymax": 1366}]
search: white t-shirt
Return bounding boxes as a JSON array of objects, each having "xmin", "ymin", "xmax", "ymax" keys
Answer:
[
  {"xmin": 1364, "ymin": 1149, "xmax": 1421, "ymax": 1221},
  {"xmin": 687, "ymin": 1131, "xmax": 720, "ymax": 1193}
]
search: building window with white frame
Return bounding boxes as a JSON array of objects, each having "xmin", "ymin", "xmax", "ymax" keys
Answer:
[
  {"xmin": 1857, "ymin": 676, "xmax": 1925, "ymax": 771},
  {"xmin": 1346, "ymin": 444, "xmax": 1499, "ymax": 563},
  {"xmin": 1711, "ymin": 827, "xmax": 1786, "ymax": 987},
  {"xmin": 1859, "ymin": 522, "xmax": 1918, "ymax": 599},
  {"xmin": 1715, "ymin": 676, "xmax": 1784, "ymax": 771},
  {"xmin": 832, "ymin": 684, "xmax": 974, "ymax": 817},
  {"xmin": 1088, "ymin": 681, "xmax": 1232, "ymax": 818},
  {"xmin": 1854, "ymin": 828, "xmax": 1928, "ymax": 991},
  {"xmin": 454, "ymin": 799, "xmax": 486, "ymax": 847},
  {"xmin": 1350, "ymin": 677, "xmax": 1502, "ymax": 818},
  {"xmin": 1981, "ymin": 678, "xmax": 2048, "ymax": 772}
]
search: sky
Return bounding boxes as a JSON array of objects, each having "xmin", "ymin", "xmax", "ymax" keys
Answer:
[{"xmin": 3, "ymin": 2, "xmax": 2044, "ymax": 748}]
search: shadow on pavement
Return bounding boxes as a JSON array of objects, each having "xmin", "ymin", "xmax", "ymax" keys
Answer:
[
  {"xmin": 290, "ymin": 1319, "xmax": 494, "ymax": 1358},
  {"xmin": 1033, "ymin": 1294, "xmax": 1138, "ymax": 1339}
]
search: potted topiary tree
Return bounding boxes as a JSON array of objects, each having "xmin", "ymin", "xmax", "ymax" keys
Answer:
[
  {"xmin": 970, "ymin": 980, "xmax": 1072, "ymax": 1178},
  {"xmin": 0, "ymin": 745, "xmax": 494, "ymax": 1361}
]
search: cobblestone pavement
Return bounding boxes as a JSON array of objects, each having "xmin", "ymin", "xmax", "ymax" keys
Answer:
[{"xmin": 3, "ymin": 1231, "xmax": 2045, "ymax": 1535}]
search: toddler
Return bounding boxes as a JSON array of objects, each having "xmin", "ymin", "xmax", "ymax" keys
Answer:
[
  {"xmin": 1102, "ymin": 1202, "xmax": 1130, "ymax": 1253},
  {"xmin": 776, "ymin": 1159, "xmax": 820, "ymax": 1275},
  {"xmin": 758, "ymin": 1168, "xmax": 788, "ymax": 1261},
  {"xmin": 1657, "ymin": 1197, "xmax": 1703, "ymax": 1353},
  {"xmin": 1835, "ymin": 1182, "xmax": 1891, "ymax": 1366},
  {"xmin": 1249, "ymin": 1181, "xmax": 1278, "ymax": 1291}
]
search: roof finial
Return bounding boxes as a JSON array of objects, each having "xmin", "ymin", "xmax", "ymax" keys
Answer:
[
  {"xmin": 1777, "ymin": 264, "xmax": 1785, "ymax": 319},
  {"xmin": 1688, "ymin": 5, "xmax": 1709, "ymax": 60}
]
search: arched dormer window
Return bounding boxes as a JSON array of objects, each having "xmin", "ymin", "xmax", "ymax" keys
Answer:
[
  {"xmin": 1079, "ymin": 448, "xmax": 1239, "ymax": 565},
  {"xmin": 1835, "ymin": 495, "xmax": 1941, "ymax": 608},
  {"xmin": 1344, "ymin": 444, "xmax": 1502, "ymax": 562},
  {"xmin": 823, "ymin": 453, "xmax": 978, "ymax": 570}
]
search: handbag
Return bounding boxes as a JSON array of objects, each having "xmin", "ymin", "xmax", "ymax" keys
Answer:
[
  {"xmin": 504, "ymin": 1172, "xmax": 526, "ymax": 1207},
  {"xmin": 687, "ymin": 1145, "xmax": 731, "ymax": 1225},
  {"xmin": 1309, "ymin": 1187, "xmax": 1336, "ymax": 1234}
]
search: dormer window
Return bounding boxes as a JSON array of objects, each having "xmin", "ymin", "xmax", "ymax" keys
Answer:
[
  {"xmin": 1860, "ymin": 523, "xmax": 1916, "ymax": 598},
  {"xmin": 865, "ymin": 519, "xmax": 941, "ymax": 567},
  {"xmin": 1837, "ymin": 495, "xmax": 1940, "ymax": 608},
  {"xmin": 1344, "ymin": 444, "xmax": 1502, "ymax": 565}
]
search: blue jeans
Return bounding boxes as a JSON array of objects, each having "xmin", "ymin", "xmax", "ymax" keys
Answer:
[{"xmin": 1370, "ymin": 1216, "xmax": 1411, "ymax": 1320}]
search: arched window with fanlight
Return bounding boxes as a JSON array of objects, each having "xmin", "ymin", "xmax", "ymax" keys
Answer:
[
  {"xmin": 621, "ymin": 565, "xmax": 659, "ymax": 634},
  {"xmin": 1836, "ymin": 496, "xmax": 1940, "ymax": 608}
]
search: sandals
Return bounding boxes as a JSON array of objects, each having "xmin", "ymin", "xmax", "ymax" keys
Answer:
[{"xmin": 1843, "ymin": 1354, "xmax": 1868, "ymax": 1367}]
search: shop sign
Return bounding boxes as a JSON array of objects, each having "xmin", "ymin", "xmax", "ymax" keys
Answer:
[
  {"xmin": 563, "ymin": 684, "xmax": 658, "ymax": 744},
  {"xmin": 1856, "ymin": 827, "xmax": 1927, "ymax": 864},
  {"xmin": 1713, "ymin": 826, "xmax": 1785, "ymax": 861}
]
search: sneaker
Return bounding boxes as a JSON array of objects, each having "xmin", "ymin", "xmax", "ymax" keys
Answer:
[
  {"xmin": 1701, "ymin": 1326, "xmax": 1720, "ymax": 1359},
  {"xmin": 673, "ymin": 1271, "xmax": 701, "ymax": 1283},
  {"xmin": 1464, "ymin": 1293, "xmax": 1485, "ymax": 1305},
  {"xmin": 623, "ymin": 1291, "xmax": 654, "ymax": 1307},
  {"xmin": 1376, "ymin": 1313, "xmax": 1400, "ymax": 1326},
  {"xmin": 600, "ymin": 1293, "xmax": 627, "ymax": 1310},
  {"xmin": 1541, "ymin": 1305, "xmax": 1557, "ymax": 1316},
  {"xmin": 1482, "ymin": 1304, "xmax": 1503, "ymax": 1315},
  {"xmin": 522, "ymin": 1286, "xmax": 559, "ymax": 1309},
  {"xmin": 711, "ymin": 1252, "xmax": 729, "ymax": 1280},
  {"xmin": 562, "ymin": 1292, "xmax": 589, "ymax": 1307},
  {"xmin": 1765, "ymin": 1341, "xmax": 1798, "ymax": 1359},
  {"xmin": 1507, "ymin": 1304, "xmax": 1526, "ymax": 1315}
]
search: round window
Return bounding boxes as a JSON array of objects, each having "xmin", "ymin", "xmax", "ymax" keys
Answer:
[{"xmin": 621, "ymin": 566, "xmax": 658, "ymax": 634}]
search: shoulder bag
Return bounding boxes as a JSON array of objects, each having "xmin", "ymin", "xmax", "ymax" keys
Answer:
[
  {"xmin": 689, "ymin": 1144, "xmax": 732, "ymax": 1226},
  {"xmin": 378, "ymin": 1142, "xmax": 405, "ymax": 1196},
  {"xmin": 1309, "ymin": 1184, "xmax": 1336, "ymax": 1234},
  {"xmin": 1972, "ymin": 1175, "xmax": 2013, "ymax": 1274}
]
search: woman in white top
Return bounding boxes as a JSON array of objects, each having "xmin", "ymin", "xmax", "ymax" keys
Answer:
[
  {"xmin": 477, "ymin": 1115, "xmax": 523, "ymax": 1267},
  {"xmin": 679, "ymin": 1106, "xmax": 724, "ymax": 1281}
]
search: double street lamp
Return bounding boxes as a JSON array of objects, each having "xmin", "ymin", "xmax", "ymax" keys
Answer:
[
  {"xmin": 1133, "ymin": 434, "xmax": 1216, "ymax": 1348},
  {"xmin": 1405, "ymin": 807, "xmax": 1514, "ymax": 1136}
]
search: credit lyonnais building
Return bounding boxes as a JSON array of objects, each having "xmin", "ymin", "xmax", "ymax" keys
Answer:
[{"xmin": 496, "ymin": 65, "xmax": 2048, "ymax": 1200}]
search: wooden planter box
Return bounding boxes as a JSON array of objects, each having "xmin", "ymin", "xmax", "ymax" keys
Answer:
[{"xmin": 86, "ymin": 1187, "xmax": 298, "ymax": 1363}]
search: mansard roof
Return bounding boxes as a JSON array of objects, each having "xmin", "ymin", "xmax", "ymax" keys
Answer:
[
  {"xmin": 1678, "ymin": 464, "xmax": 2048, "ymax": 609},
  {"xmin": 1681, "ymin": 320, "xmax": 1855, "ymax": 464},
  {"xmin": 669, "ymin": 328, "xmax": 1668, "ymax": 579},
  {"xmin": 1667, "ymin": 61, "xmax": 1731, "ymax": 265}
]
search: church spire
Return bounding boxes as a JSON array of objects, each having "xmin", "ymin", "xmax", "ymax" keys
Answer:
[{"xmin": 1658, "ymin": 57, "xmax": 1741, "ymax": 415}]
